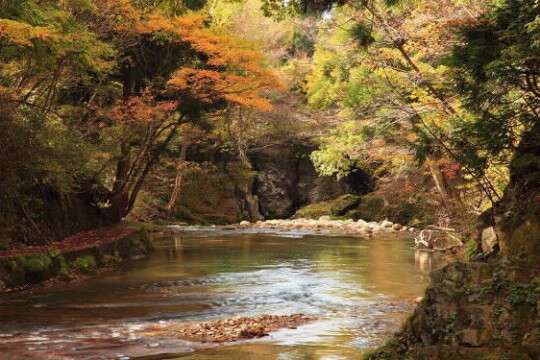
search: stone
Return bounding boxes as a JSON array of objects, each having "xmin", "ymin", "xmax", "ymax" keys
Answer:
[
  {"xmin": 381, "ymin": 220, "xmax": 393, "ymax": 228},
  {"xmin": 481, "ymin": 226, "xmax": 498, "ymax": 253},
  {"xmin": 393, "ymin": 223, "xmax": 403, "ymax": 231},
  {"xmin": 329, "ymin": 194, "xmax": 362, "ymax": 216},
  {"xmin": 319, "ymin": 215, "xmax": 331, "ymax": 222},
  {"xmin": 239, "ymin": 221, "xmax": 251, "ymax": 226},
  {"xmin": 460, "ymin": 329, "xmax": 489, "ymax": 347}
]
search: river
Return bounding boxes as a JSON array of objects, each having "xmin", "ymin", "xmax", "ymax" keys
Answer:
[{"xmin": 0, "ymin": 227, "xmax": 438, "ymax": 360}]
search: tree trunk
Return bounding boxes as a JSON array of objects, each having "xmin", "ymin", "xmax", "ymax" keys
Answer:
[{"xmin": 166, "ymin": 143, "xmax": 189, "ymax": 212}]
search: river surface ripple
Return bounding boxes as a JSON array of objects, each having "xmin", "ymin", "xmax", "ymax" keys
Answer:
[{"xmin": 0, "ymin": 227, "xmax": 440, "ymax": 360}]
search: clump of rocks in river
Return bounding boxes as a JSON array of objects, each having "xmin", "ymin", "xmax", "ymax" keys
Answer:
[
  {"xmin": 172, "ymin": 314, "xmax": 313, "ymax": 343},
  {"xmin": 238, "ymin": 216, "xmax": 414, "ymax": 235}
]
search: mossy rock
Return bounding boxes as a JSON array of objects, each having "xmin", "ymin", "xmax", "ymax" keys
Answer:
[
  {"xmin": 137, "ymin": 228, "xmax": 154, "ymax": 252},
  {"xmin": 71, "ymin": 255, "xmax": 97, "ymax": 273},
  {"xmin": 293, "ymin": 201, "xmax": 333, "ymax": 219},
  {"xmin": 330, "ymin": 194, "xmax": 361, "ymax": 216},
  {"xmin": 346, "ymin": 193, "xmax": 436, "ymax": 226},
  {"xmin": 24, "ymin": 254, "xmax": 52, "ymax": 273}
]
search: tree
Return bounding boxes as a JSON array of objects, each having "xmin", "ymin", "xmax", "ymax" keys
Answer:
[
  {"xmin": 0, "ymin": 0, "xmax": 284, "ymax": 231},
  {"xmin": 262, "ymin": 0, "xmax": 505, "ymax": 223},
  {"xmin": 450, "ymin": 0, "xmax": 540, "ymax": 258}
]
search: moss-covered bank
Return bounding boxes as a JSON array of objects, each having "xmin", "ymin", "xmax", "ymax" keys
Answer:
[
  {"xmin": 364, "ymin": 124, "xmax": 540, "ymax": 360},
  {"xmin": 0, "ymin": 228, "xmax": 153, "ymax": 293},
  {"xmin": 364, "ymin": 260, "xmax": 540, "ymax": 360}
]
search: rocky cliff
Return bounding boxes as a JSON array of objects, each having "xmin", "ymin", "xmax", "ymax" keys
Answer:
[
  {"xmin": 170, "ymin": 143, "xmax": 373, "ymax": 223},
  {"xmin": 364, "ymin": 124, "xmax": 540, "ymax": 360},
  {"xmin": 251, "ymin": 144, "xmax": 372, "ymax": 219}
]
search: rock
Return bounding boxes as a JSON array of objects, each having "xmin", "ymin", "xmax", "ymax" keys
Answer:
[
  {"xmin": 523, "ymin": 329, "xmax": 540, "ymax": 357},
  {"xmin": 481, "ymin": 226, "xmax": 498, "ymax": 253},
  {"xmin": 330, "ymin": 194, "xmax": 362, "ymax": 216},
  {"xmin": 381, "ymin": 220, "xmax": 393, "ymax": 228},
  {"xmin": 460, "ymin": 329, "xmax": 489, "ymax": 347},
  {"xmin": 253, "ymin": 145, "xmax": 370, "ymax": 219},
  {"xmin": 239, "ymin": 221, "xmax": 251, "ymax": 226},
  {"xmin": 393, "ymin": 223, "xmax": 403, "ymax": 231},
  {"xmin": 414, "ymin": 296, "xmax": 423, "ymax": 304},
  {"xmin": 319, "ymin": 215, "xmax": 331, "ymax": 222}
]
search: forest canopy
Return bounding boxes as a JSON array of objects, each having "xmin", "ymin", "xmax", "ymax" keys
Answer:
[{"xmin": 0, "ymin": 0, "xmax": 538, "ymax": 246}]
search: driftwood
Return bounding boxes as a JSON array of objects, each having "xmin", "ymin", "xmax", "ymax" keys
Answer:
[
  {"xmin": 415, "ymin": 230, "xmax": 464, "ymax": 252},
  {"xmin": 426, "ymin": 225, "xmax": 456, "ymax": 232}
]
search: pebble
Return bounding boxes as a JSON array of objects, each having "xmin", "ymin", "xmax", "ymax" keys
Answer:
[{"xmin": 245, "ymin": 217, "xmax": 405, "ymax": 235}]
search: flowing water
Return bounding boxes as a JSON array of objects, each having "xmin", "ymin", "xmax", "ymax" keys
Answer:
[{"xmin": 0, "ymin": 227, "xmax": 440, "ymax": 360}]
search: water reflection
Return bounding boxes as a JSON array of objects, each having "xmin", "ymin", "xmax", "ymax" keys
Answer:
[
  {"xmin": 415, "ymin": 250, "xmax": 434, "ymax": 272},
  {"xmin": 0, "ymin": 229, "xmax": 439, "ymax": 360}
]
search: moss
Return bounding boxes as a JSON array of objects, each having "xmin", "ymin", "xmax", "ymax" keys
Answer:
[
  {"xmin": 71, "ymin": 255, "xmax": 97, "ymax": 273},
  {"xmin": 347, "ymin": 193, "xmax": 437, "ymax": 226},
  {"xmin": 0, "ymin": 238, "xmax": 11, "ymax": 250},
  {"xmin": 506, "ymin": 282, "xmax": 540, "ymax": 307},
  {"xmin": 102, "ymin": 252, "xmax": 122, "ymax": 267},
  {"xmin": 24, "ymin": 254, "xmax": 52, "ymax": 272},
  {"xmin": 121, "ymin": 221, "xmax": 166, "ymax": 233},
  {"xmin": 329, "ymin": 194, "xmax": 361, "ymax": 216},
  {"xmin": 58, "ymin": 263, "xmax": 71, "ymax": 280},
  {"xmin": 139, "ymin": 229, "xmax": 154, "ymax": 251},
  {"xmin": 293, "ymin": 201, "xmax": 333, "ymax": 219},
  {"xmin": 7, "ymin": 259, "xmax": 20, "ymax": 272}
]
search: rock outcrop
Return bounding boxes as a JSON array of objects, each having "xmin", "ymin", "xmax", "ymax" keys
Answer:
[
  {"xmin": 250, "ymin": 144, "xmax": 372, "ymax": 219},
  {"xmin": 364, "ymin": 123, "xmax": 540, "ymax": 360},
  {"xmin": 365, "ymin": 261, "xmax": 540, "ymax": 360}
]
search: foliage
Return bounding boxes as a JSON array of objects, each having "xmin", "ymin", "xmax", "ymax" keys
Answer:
[
  {"xmin": 264, "ymin": 0, "xmax": 521, "ymax": 227},
  {"xmin": 71, "ymin": 255, "xmax": 97, "ymax": 272},
  {"xmin": 449, "ymin": 0, "xmax": 540, "ymax": 177},
  {"xmin": 0, "ymin": 0, "xmax": 283, "ymax": 241}
]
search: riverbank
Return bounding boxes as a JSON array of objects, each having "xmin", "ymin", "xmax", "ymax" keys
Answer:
[
  {"xmin": 0, "ymin": 227, "xmax": 154, "ymax": 293},
  {"xmin": 364, "ymin": 260, "xmax": 540, "ymax": 360}
]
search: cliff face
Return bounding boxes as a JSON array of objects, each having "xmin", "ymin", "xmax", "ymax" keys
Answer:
[
  {"xmin": 170, "ymin": 143, "xmax": 373, "ymax": 223},
  {"xmin": 252, "ymin": 145, "xmax": 372, "ymax": 219},
  {"xmin": 365, "ymin": 125, "xmax": 540, "ymax": 360}
]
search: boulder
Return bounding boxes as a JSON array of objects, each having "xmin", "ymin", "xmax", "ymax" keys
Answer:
[
  {"xmin": 481, "ymin": 226, "xmax": 498, "ymax": 253},
  {"xmin": 381, "ymin": 220, "xmax": 393, "ymax": 228},
  {"xmin": 460, "ymin": 329, "xmax": 489, "ymax": 347},
  {"xmin": 329, "ymin": 194, "xmax": 361, "ymax": 216}
]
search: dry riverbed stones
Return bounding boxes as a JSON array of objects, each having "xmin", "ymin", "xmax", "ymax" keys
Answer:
[{"xmin": 238, "ymin": 217, "xmax": 413, "ymax": 235}]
